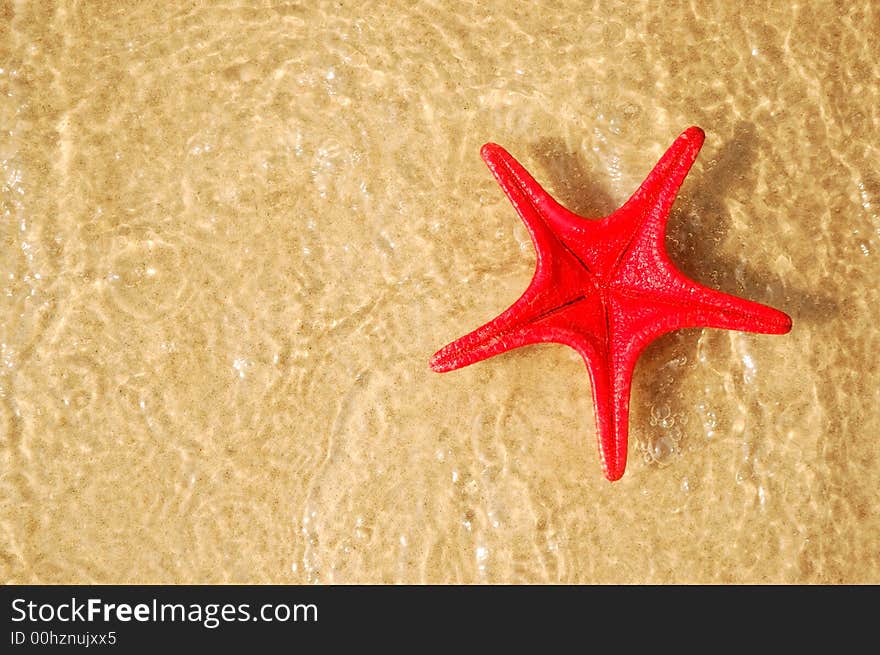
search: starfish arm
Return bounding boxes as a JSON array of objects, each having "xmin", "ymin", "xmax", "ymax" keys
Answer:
[
  {"xmin": 611, "ymin": 126, "xmax": 705, "ymax": 247},
  {"xmin": 429, "ymin": 286, "xmax": 547, "ymax": 373},
  {"xmin": 430, "ymin": 279, "xmax": 602, "ymax": 373},
  {"xmin": 480, "ymin": 143, "xmax": 589, "ymax": 270},
  {"xmin": 560, "ymin": 333, "xmax": 635, "ymax": 482},
  {"xmin": 608, "ymin": 283, "xmax": 791, "ymax": 362},
  {"xmin": 660, "ymin": 278, "xmax": 793, "ymax": 335}
]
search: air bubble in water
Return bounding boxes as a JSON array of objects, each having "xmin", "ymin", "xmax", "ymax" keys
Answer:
[{"xmin": 651, "ymin": 436, "xmax": 675, "ymax": 466}]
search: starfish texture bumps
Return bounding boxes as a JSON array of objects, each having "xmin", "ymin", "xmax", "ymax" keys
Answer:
[{"xmin": 430, "ymin": 127, "xmax": 792, "ymax": 481}]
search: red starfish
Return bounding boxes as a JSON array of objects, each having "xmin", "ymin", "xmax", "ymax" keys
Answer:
[{"xmin": 430, "ymin": 127, "xmax": 792, "ymax": 482}]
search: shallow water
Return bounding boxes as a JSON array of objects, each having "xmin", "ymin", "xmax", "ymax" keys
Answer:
[{"xmin": 1, "ymin": 1, "xmax": 878, "ymax": 583}]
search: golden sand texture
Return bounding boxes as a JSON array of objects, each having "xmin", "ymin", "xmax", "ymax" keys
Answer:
[{"xmin": 1, "ymin": 0, "xmax": 878, "ymax": 583}]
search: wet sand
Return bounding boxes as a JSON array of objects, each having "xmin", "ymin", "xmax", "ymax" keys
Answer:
[{"xmin": 1, "ymin": 1, "xmax": 878, "ymax": 583}]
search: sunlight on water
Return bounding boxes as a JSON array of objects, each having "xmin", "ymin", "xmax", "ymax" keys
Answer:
[{"xmin": 1, "ymin": 0, "xmax": 878, "ymax": 583}]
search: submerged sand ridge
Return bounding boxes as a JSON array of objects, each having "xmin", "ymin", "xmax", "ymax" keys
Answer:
[{"xmin": 1, "ymin": 1, "xmax": 878, "ymax": 583}]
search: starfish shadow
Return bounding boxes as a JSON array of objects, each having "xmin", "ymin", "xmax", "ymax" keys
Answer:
[
  {"xmin": 666, "ymin": 122, "xmax": 837, "ymax": 324},
  {"xmin": 528, "ymin": 123, "xmax": 835, "ymax": 468}
]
